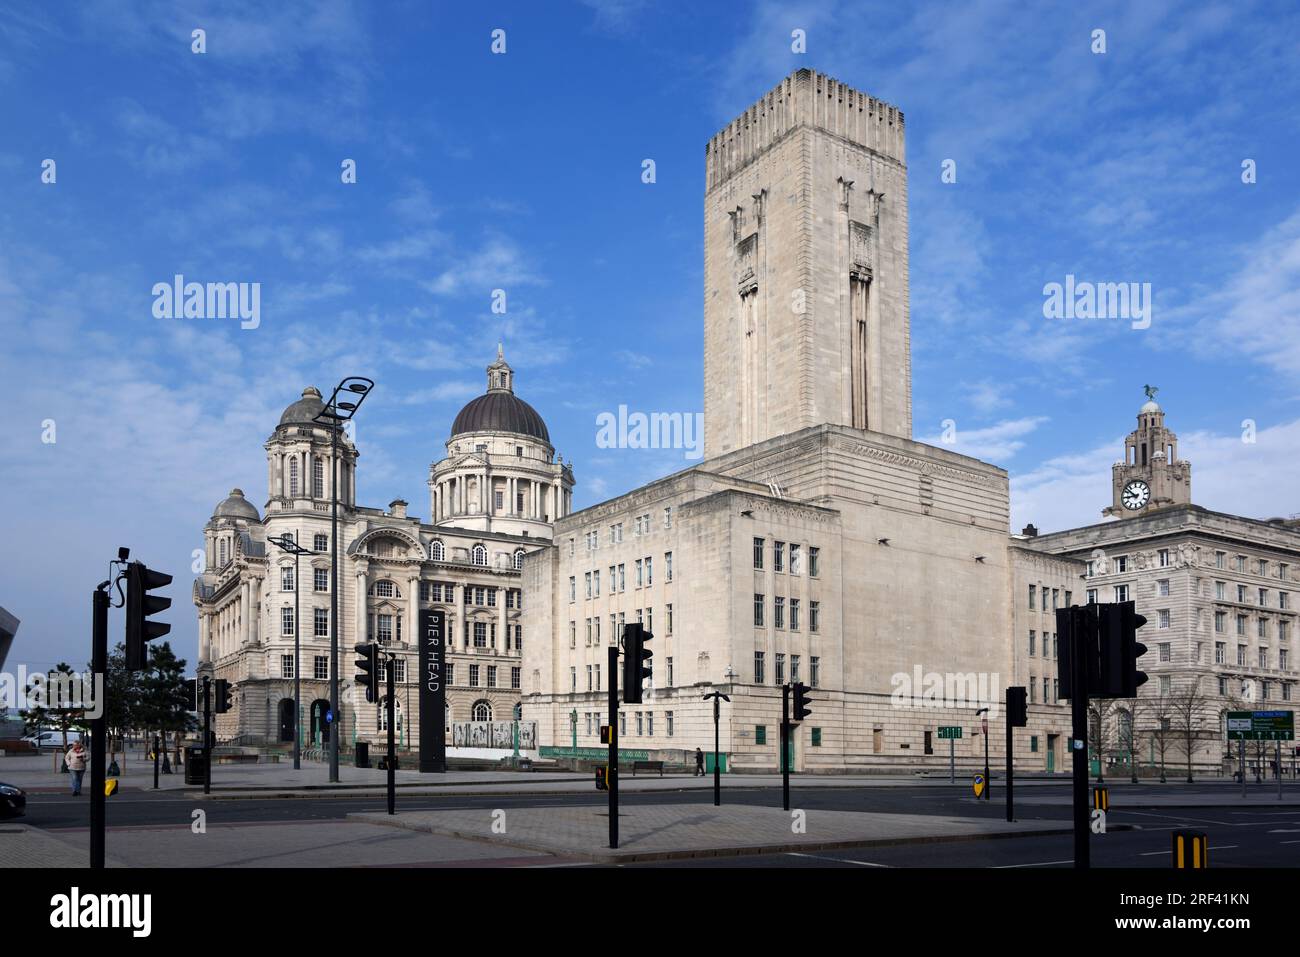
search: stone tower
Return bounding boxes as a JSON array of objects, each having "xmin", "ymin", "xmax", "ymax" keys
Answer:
[
  {"xmin": 1104, "ymin": 389, "xmax": 1192, "ymax": 518},
  {"xmin": 703, "ymin": 69, "xmax": 912, "ymax": 459}
]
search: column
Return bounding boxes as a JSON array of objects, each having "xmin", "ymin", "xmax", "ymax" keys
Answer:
[
  {"xmin": 266, "ymin": 457, "xmax": 274, "ymax": 500},
  {"xmin": 349, "ymin": 460, "xmax": 356, "ymax": 506},
  {"xmin": 407, "ymin": 574, "xmax": 420, "ymax": 647},
  {"xmin": 200, "ymin": 613, "xmax": 211, "ymax": 661},
  {"xmin": 240, "ymin": 581, "xmax": 251, "ymax": 646},
  {"xmin": 552, "ymin": 479, "xmax": 560, "ymax": 520},
  {"xmin": 498, "ymin": 591, "xmax": 508, "ymax": 650},
  {"xmin": 508, "ymin": 477, "xmax": 515, "ymax": 515},
  {"xmin": 355, "ymin": 563, "xmax": 368, "ymax": 642},
  {"xmin": 250, "ymin": 577, "xmax": 261, "ymax": 645},
  {"xmin": 453, "ymin": 582, "xmax": 465, "ymax": 648}
]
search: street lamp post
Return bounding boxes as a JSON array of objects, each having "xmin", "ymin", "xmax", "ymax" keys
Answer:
[
  {"xmin": 703, "ymin": 689, "xmax": 730, "ymax": 807},
  {"xmin": 315, "ymin": 376, "xmax": 374, "ymax": 784},
  {"xmin": 976, "ymin": 707, "xmax": 990, "ymax": 800},
  {"xmin": 268, "ymin": 534, "xmax": 316, "ymax": 771}
]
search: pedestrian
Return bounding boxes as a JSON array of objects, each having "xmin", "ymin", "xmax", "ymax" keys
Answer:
[
  {"xmin": 695, "ymin": 747, "xmax": 705, "ymax": 776},
  {"xmin": 66, "ymin": 740, "xmax": 87, "ymax": 796}
]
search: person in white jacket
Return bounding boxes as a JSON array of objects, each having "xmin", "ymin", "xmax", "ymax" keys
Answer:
[{"xmin": 65, "ymin": 741, "xmax": 87, "ymax": 796}]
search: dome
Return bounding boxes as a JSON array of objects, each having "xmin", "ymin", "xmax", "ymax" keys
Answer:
[
  {"xmin": 1140, "ymin": 399, "xmax": 1161, "ymax": 414},
  {"xmin": 213, "ymin": 488, "xmax": 260, "ymax": 521},
  {"xmin": 452, "ymin": 391, "xmax": 550, "ymax": 442},
  {"xmin": 279, "ymin": 386, "xmax": 326, "ymax": 427}
]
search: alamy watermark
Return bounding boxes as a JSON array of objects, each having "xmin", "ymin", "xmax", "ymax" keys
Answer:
[
  {"xmin": 152, "ymin": 274, "xmax": 260, "ymax": 330},
  {"xmin": 0, "ymin": 666, "xmax": 103, "ymax": 719},
  {"xmin": 890, "ymin": 665, "xmax": 1000, "ymax": 717},
  {"xmin": 1043, "ymin": 274, "xmax": 1151, "ymax": 330},
  {"xmin": 595, "ymin": 405, "xmax": 704, "ymax": 460}
]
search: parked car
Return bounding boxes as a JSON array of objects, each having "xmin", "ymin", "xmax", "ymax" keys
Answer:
[
  {"xmin": 0, "ymin": 782, "xmax": 26, "ymax": 818},
  {"xmin": 20, "ymin": 730, "xmax": 84, "ymax": 750}
]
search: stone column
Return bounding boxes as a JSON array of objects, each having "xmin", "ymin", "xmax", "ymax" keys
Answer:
[
  {"xmin": 349, "ymin": 460, "xmax": 356, "ymax": 506},
  {"xmin": 407, "ymin": 573, "xmax": 420, "ymax": 647},
  {"xmin": 200, "ymin": 612, "xmax": 211, "ymax": 661},
  {"xmin": 355, "ymin": 561, "xmax": 369, "ymax": 643},
  {"xmin": 250, "ymin": 577, "xmax": 261, "ymax": 645},
  {"xmin": 552, "ymin": 478, "xmax": 560, "ymax": 520},
  {"xmin": 498, "ymin": 591, "xmax": 508, "ymax": 649},
  {"xmin": 454, "ymin": 582, "xmax": 465, "ymax": 648},
  {"xmin": 240, "ymin": 580, "xmax": 251, "ymax": 646}
]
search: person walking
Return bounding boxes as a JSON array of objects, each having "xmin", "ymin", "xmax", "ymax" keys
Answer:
[
  {"xmin": 695, "ymin": 747, "xmax": 705, "ymax": 776},
  {"xmin": 66, "ymin": 740, "xmax": 87, "ymax": 796}
]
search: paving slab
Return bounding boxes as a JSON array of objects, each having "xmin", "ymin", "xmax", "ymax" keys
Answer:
[
  {"xmin": 0, "ymin": 824, "xmax": 122, "ymax": 868},
  {"xmin": 351, "ymin": 802, "xmax": 1071, "ymax": 863}
]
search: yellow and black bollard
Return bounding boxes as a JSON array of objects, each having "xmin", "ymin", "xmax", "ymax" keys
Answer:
[
  {"xmin": 1172, "ymin": 830, "xmax": 1209, "ymax": 868},
  {"xmin": 1092, "ymin": 786, "xmax": 1109, "ymax": 812}
]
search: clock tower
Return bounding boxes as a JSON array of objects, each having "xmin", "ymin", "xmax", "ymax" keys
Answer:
[{"xmin": 1104, "ymin": 387, "xmax": 1192, "ymax": 518}]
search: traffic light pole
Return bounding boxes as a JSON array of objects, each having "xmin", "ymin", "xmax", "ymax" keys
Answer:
[
  {"xmin": 1005, "ymin": 713, "xmax": 1014, "ymax": 823},
  {"xmin": 202, "ymin": 676, "xmax": 212, "ymax": 796},
  {"xmin": 781, "ymin": 683, "xmax": 790, "ymax": 812},
  {"xmin": 329, "ymin": 420, "xmax": 340, "ymax": 784},
  {"xmin": 713, "ymin": 695, "xmax": 721, "ymax": 807},
  {"xmin": 90, "ymin": 582, "xmax": 109, "ymax": 870},
  {"xmin": 1069, "ymin": 611, "xmax": 1090, "ymax": 870},
  {"xmin": 153, "ymin": 735, "xmax": 160, "ymax": 790},
  {"xmin": 608, "ymin": 644, "xmax": 619, "ymax": 849},
  {"xmin": 386, "ymin": 655, "xmax": 396, "ymax": 815}
]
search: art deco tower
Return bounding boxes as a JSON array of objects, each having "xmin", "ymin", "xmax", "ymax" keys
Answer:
[{"xmin": 703, "ymin": 69, "xmax": 912, "ymax": 458}]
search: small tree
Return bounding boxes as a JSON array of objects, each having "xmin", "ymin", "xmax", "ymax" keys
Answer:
[
  {"xmin": 1088, "ymin": 698, "xmax": 1116, "ymax": 782},
  {"xmin": 1169, "ymin": 676, "xmax": 1210, "ymax": 783},
  {"xmin": 89, "ymin": 643, "xmax": 140, "ymax": 768},
  {"xmin": 138, "ymin": 643, "xmax": 196, "ymax": 760},
  {"xmin": 1147, "ymin": 692, "xmax": 1174, "ymax": 782}
]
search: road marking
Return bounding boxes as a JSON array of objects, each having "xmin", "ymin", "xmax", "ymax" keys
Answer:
[
  {"xmin": 993, "ymin": 859, "xmax": 1073, "ymax": 868},
  {"xmin": 1118, "ymin": 810, "xmax": 1234, "ymax": 826},
  {"xmin": 1280, "ymin": 840, "xmax": 1300, "ymax": 845},
  {"xmin": 785, "ymin": 852, "xmax": 888, "ymax": 867}
]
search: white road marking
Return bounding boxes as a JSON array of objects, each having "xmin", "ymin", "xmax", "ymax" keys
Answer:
[
  {"xmin": 993, "ymin": 859, "xmax": 1073, "ymax": 868},
  {"xmin": 785, "ymin": 852, "xmax": 889, "ymax": 867}
]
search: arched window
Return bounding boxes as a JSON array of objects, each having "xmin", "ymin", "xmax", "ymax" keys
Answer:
[
  {"xmin": 431, "ymin": 540, "xmax": 445, "ymax": 561},
  {"xmin": 289, "ymin": 458, "xmax": 299, "ymax": 496},
  {"xmin": 513, "ymin": 549, "xmax": 525, "ymax": 570},
  {"xmin": 472, "ymin": 700, "xmax": 492, "ymax": 722},
  {"xmin": 472, "ymin": 544, "xmax": 488, "ymax": 567},
  {"xmin": 378, "ymin": 697, "xmax": 402, "ymax": 732}
]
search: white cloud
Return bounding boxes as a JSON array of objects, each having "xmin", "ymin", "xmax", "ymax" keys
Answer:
[
  {"xmin": 919, "ymin": 415, "xmax": 1048, "ymax": 464},
  {"xmin": 421, "ymin": 238, "xmax": 547, "ymax": 297}
]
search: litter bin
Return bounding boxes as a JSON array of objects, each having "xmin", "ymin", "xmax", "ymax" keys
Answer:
[
  {"xmin": 355, "ymin": 741, "xmax": 371, "ymax": 768},
  {"xmin": 184, "ymin": 747, "xmax": 208, "ymax": 785}
]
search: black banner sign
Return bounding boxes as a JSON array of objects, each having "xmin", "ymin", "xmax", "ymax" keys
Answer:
[{"xmin": 419, "ymin": 609, "xmax": 446, "ymax": 772}]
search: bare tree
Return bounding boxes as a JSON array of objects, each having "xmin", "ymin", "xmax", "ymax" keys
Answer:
[
  {"xmin": 1088, "ymin": 698, "xmax": 1117, "ymax": 783},
  {"xmin": 1118, "ymin": 696, "xmax": 1142, "ymax": 782},
  {"xmin": 1169, "ymin": 676, "xmax": 1211, "ymax": 783},
  {"xmin": 1147, "ymin": 692, "xmax": 1174, "ymax": 783}
]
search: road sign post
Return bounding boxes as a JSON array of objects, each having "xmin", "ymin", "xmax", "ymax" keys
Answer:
[
  {"xmin": 1227, "ymin": 710, "xmax": 1295, "ymax": 800},
  {"xmin": 938, "ymin": 726, "xmax": 962, "ymax": 784}
]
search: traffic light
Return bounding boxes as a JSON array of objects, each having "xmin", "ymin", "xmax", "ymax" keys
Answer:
[
  {"xmin": 595, "ymin": 766, "xmax": 608, "ymax": 791},
  {"xmin": 622, "ymin": 623, "xmax": 653, "ymax": 704},
  {"xmin": 213, "ymin": 678, "xmax": 233, "ymax": 714},
  {"xmin": 1007, "ymin": 686, "xmax": 1028, "ymax": 727},
  {"xmin": 1056, "ymin": 604, "xmax": 1101, "ymax": 700},
  {"xmin": 599, "ymin": 725, "xmax": 612, "ymax": 744},
  {"xmin": 792, "ymin": 683, "xmax": 813, "ymax": 721},
  {"xmin": 1097, "ymin": 600, "xmax": 1148, "ymax": 698},
  {"xmin": 124, "ymin": 561, "xmax": 172, "ymax": 671},
  {"xmin": 354, "ymin": 642, "xmax": 379, "ymax": 703}
]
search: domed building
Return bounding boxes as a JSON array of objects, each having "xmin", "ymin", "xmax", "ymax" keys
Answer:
[{"xmin": 194, "ymin": 348, "xmax": 571, "ymax": 754}]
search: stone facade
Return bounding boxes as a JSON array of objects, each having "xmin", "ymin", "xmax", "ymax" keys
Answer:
[{"xmin": 194, "ymin": 350, "xmax": 572, "ymax": 749}]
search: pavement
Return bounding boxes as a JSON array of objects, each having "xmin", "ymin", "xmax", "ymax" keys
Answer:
[{"xmin": 349, "ymin": 802, "xmax": 1074, "ymax": 863}]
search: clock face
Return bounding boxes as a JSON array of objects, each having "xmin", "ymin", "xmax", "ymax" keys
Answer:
[{"xmin": 1121, "ymin": 480, "xmax": 1151, "ymax": 511}]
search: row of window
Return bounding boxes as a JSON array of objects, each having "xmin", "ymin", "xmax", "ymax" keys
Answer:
[
  {"xmin": 572, "ymin": 555, "xmax": 674, "ymax": 601},
  {"xmin": 753, "ymin": 538, "xmax": 820, "ymax": 577},
  {"xmin": 1087, "ymin": 549, "xmax": 1293, "ymax": 581},
  {"xmin": 1211, "ymin": 642, "xmax": 1291, "ymax": 670},
  {"xmin": 279, "ymin": 654, "xmax": 522, "ymax": 689},
  {"xmin": 753, "ymin": 595, "xmax": 820, "ymax": 632},
  {"xmin": 571, "ymin": 606, "xmax": 673, "ymax": 648},
  {"xmin": 1211, "ymin": 581, "xmax": 1291, "ymax": 609},
  {"xmin": 1027, "ymin": 585, "xmax": 1073, "ymax": 611},
  {"xmin": 752, "ymin": 652, "xmax": 821, "ymax": 686},
  {"xmin": 1212, "ymin": 612, "xmax": 1291, "ymax": 640},
  {"xmin": 285, "ymin": 459, "xmax": 326, "ymax": 499},
  {"xmin": 1027, "ymin": 631, "xmax": 1057, "ymax": 658},
  {"xmin": 581, "ymin": 709, "xmax": 673, "ymax": 738}
]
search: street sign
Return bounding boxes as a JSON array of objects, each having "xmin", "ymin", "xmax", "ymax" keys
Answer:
[
  {"xmin": 938, "ymin": 726, "xmax": 963, "ymax": 739},
  {"xmin": 972, "ymin": 773, "xmax": 986, "ymax": 798},
  {"xmin": 1226, "ymin": 710, "xmax": 1294, "ymax": 741}
]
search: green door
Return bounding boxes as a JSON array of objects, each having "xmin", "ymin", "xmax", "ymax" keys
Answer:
[
  {"xmin": 784, "ymin": 736, "xmax": 795, "ymax": 772},
  {"xmin": 1046, "ymin": 734, "xmax": 1057, "ymax": 773},
  {"xmin": 705, "ymin": 752, "xmax": 727, "ymax": 773}
]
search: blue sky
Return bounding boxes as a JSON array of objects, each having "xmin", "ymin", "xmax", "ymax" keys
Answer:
[{"xmin": 2, "ymin": 0, "xmax": 1299, "ymax": 671}]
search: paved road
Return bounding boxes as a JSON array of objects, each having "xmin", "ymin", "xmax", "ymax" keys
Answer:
[{"xmin": 13, "ymin": 780, "xmax": 1299, "ymax": 867}]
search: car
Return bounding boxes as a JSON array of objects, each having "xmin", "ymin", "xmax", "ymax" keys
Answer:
[
  {"xmin": 0, "ymin": 782, "xmax": 26, "ymax": 818},
  {"xmin": 20, "ymin": 730, "xmax": 84, "ymax": 750}
]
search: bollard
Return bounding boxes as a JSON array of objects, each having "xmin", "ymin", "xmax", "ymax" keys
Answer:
[
  {"xmin": 1172, "ymin": 830, "xmax": 1209, "ymax": 868},
  {"xmin": 1092, "ymin": 786, "xmax": 1109, "ymax": 812}
]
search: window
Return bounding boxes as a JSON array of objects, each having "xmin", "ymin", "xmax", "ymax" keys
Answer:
[
  {"xmin": 1215, "ymin": 642, "xmax": 1226, "ymax": 664},
  {"xmin": 755, "ymin": 725, "xmax": 767, "ymax": 746},
  {"xmin": 446, "ymin": 663, "xmax": 455, "ymax": 686},
  {"xmin": 314, "ymin": 607, "xmax": 328, "ymax": 637},
  {"xmin": 1260, "ymin": 588, "xmax": 1269, "ymax": 607},
  {"xmin": 809, "ymin": 547, "xmax": 819, "ymax": 577},
  {"xmin": 665, "ymin": 552, "xmax": 673, "ymax": 582},
  {"xmin": 569, "ymin": 577, "xmax": 576, "ymax": 603},
  {"xmin": 1236, "ymin": 555, "xmax": 1246, "ymax": 572},
  {"xmin": 472, "ymin": 544, "xmax": 488, "ymax": 566},
  {"xmin": 647, "ymin": 713, "xmax": 653, "ymax": 736},
  {"xmin": 1215, "ymin": 611, "xmax": 1226, "ymax": 633},
  {"xmin": 514, "ymin": 550, "xmax": 525, "ymax": 570},
  {"xmin": 619, "ymin": 713, "xmax": 626, "ymax": 736},
  {"xmin": 314, "ymin": 656, "xmax": 328, "ymax": 680},
  {"xmin": 754, "ymin": 651, "xmax": 765, "ymax": 684},
  {"xmin": 1158, "ymin": 609, "xmax": 1170, "ymax": 629},
  {"xmin": 1029, "ymin": 585, "xmax": 1036, "ymax": 610},
  {"xmin": 754, "ymin": 537, "xmax": 765, "ymax": 569},
  {"xmin": 1237, "ymin": 615, "xmax": 1246, "ymax": 636},
  {"xmin": 775, "ymin": 653, "xmax": 785, "ymax": 684},
  {"xmin": 1159, "ymin": 548, "xmax": 1169, "ymax": 567},
  {"xmin": 1086, "ymin": 588, "xmax": 1098, "ymax": 604},
  {"xmin": 810, "ymin": 601, "xmax": 820, "ymax": 633},
  {"xmin": 473, "ymin": 701, "xmax": 492, "ymax": 722},
  {"xmin": 1281, "ymin": 592, "xmax": 1290, "ymax": 610},
  {"xmin": 431, "ymin": 540, "xmax": 445, "ymax": 561},
  {"xmin": 1237, "ymin": 645, "xmax": 1247, "ymax": 666},
  {"xmin": 474, "ymin": 622, "xmax": 487, "ymax": 648},
  {"xmin": 618, "ymin": 564, "xmax": 625, "ymax": 592},
  {"xmin": 1159, "ymin": 675, "xmax": 1171, "ymax": 695},
  {"xmin": 377, "ymin": 614, "xmax": 393, "ymax": 643},
  {"xmin": 774, "ymin": 542, "xmax": 785, "ymax": 572},
  {"xmin": 594, "ymin": 663, "xmax": 600, "ymax": 689},
  {"xmin": 790, "ymin": 544, "xmax": 802, "ymax": 574},
  {"xmin": 635, "ymin": 713, "xmax": 643, "ymax": 736},
  {"xmin": 667, "ymin": 712, "xmax": 674, "ymax": 737},
  {"xmin": 635, "ymin": 559, "xmax": 643, "ymax": 588},
  {"xmin": 1086, "ymin": 560, "xmax": 1095, "ymax": 578},
  {"xmin": 666, "ymin": 657, "xmax": 673, "ymax": 685},
  {"xmin": 754, "ymin": 594, "xmax": 765, "ymax": 627},
  {"xmin": 791, "ymin": 654, "xmax": 801, "ymax": 683},
  {"xmin": 281, "ymin": 655, "xmax": 294, "ymax": 678},
  {"xmin": 790, "ymin": 598, "xmax": 800, "ymax": 631},
  {"xmin": 1158, "ymin": 643, "xmax": 1171, "ymax": 662},
  {"xmin": 1114, "ymin": 584, "xmax": 1129, "ymax": 603},
  {"xmin": 645, "ymin": 556, "xmax": 653, "ymax": 586},
  {"xmin": 1115, "ymin": 556, "xmax": 1128, "ymax": 573},
  {"xmin": 1029, "ymin": 678, "xmax": 1036, "ymax": 703},
  {"xmin": 1259, "ymin": 618, "xmax": 1268, "ymax": 639},
  {"xmin": 281, "ymin": 567, "xmax": 295, "ymax": 591},
  {"xmin": 1029, "ymin": 630, "xmax": 1036, "ymax": 656},
  {"xmin": 1237, "ymin": 584, "xmax": 1248, "ymax": 603},
  {"xmin": 667, "ymin": 603, "xmax": 673, "ymax": 634},
  {"xmin": 313, "ymin": 568, "xmax": 329, "ymax": 592},
  {"xmin": 282, "ymin": 607, "xmax": 294, "ymax": 636},
  {"xmin": 585, "ymin": 572, "xmax": 592, "ymax": 599},
  {"xmin": 491, "ymin": 666, "xmax": 501, "ymax": 689},
  {"xmin": 810, "ymin": 656, "xmax": 820, "ymax": 688},
  {"xmin": 1216, "ymin": 551, "xmax": 1225, "ymax": 569},
  {"xmin": 1157, "ymin": 579, "xmax": 1170, "ymax": 597},
  {"xmin": 664, "ymin": 506, "xmax": 672, "ymax": 529},
  {"xmin": 1259, "ymin": 648, "xmax": 1268, "ymax": 669},
  {"xmin": 593, "ymin": 570, "xmax": 601, "ymax": 597},
  {"xmin": 372, "ymin": 580, "xmax": 395, "ymax": 598},
  {"xmin": 313, "ymin": 533, "xmax": 328, "ymax": 551},
  {"xmin": 774, "ymin": 597, "xmax": 785, "ymax": 629},
  {"xmin": 811, "ymin": 727, "xmax": 822, "ymax": 747},
  {"xmin": 289, "ymin": 458, "xmax": 299, "ymax": 496}
]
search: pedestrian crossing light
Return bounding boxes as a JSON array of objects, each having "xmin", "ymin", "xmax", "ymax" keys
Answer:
[
  {"xmin": 599, "ymin": 725, "xmax": 612, "ymax": 744},
  {"xmin": 1007, "ymin": 686, "xmax": 1028, "ymax": 728},
  {"xmin": 354, "ymin": 642, "xmax": 379, "ymax": 703},
  {"xmin": 595, "ymin": 766, "xmax": 608, "ymax": 791},
  {"xmin": 792, "ymin": 683, "xmax": 813, "ymax": 721},
  {"xmin": 124, "ymin": 561, "xmax": 173, "ymax": 671},
  {"xmin": 1097, "ymin": 601, "xmax": 1148, "ymax": 698},
  {"xmin": 213, "ymin": 678, "xmax": 233, "ymax": 714},
  {"xmin": 622, "ymin": 623, "xmax": 653, "ymax": 705}
]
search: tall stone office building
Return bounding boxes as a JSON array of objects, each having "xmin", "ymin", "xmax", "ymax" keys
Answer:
[
  {"xmin": 1030, "ymin": 395, "xmax": 1300, "ymax": 773},
  {"xmin": 194, "ymin": 348, "xmax": 573, "ymax": 747},
  {"xmin": 522, "ymin": 69, "xmax": 1081, "ymax": 772}
]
